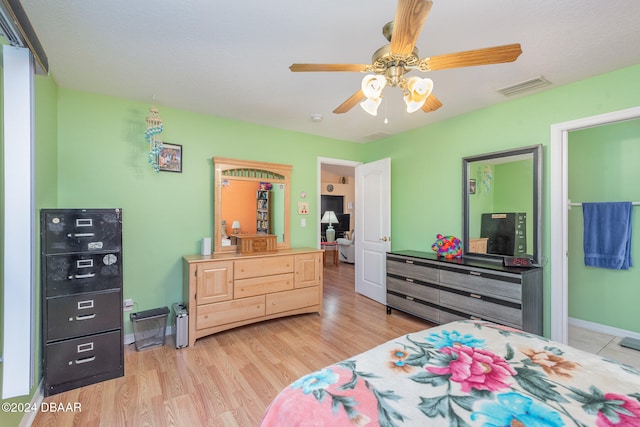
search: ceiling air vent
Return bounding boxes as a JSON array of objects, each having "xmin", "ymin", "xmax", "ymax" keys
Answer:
[
  {"xmin": 497, "ymin": 76, "xmax": 551, "ymax": 97},
  {"xmin": 362, "ymin": 132, "xmax": 391, "ymax": 142}
]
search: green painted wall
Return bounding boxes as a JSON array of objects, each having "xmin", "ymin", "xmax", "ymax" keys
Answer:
[
  {"xmin": 55, "ymin": 89, "xmax": 365, "ymax": 335},
  {"xmin": 567, "ymin": 119, "xmax": 640, "ymax": 330},
  {"xmin": 365, "ymin": 64, "xmax": 640, "ymax": 337}
]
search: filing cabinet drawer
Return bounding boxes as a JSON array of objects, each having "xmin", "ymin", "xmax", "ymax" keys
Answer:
[
  {"xmin": 44, "ymin": 252, "xmax": 122, "ymax": 297},
  {"xmin": 42, "ymin": 209, "xmax": 122, "ymax": 254},
  {"xmin": 45, "ymin": 330, "xmax": 122, "ymax": 386},
  {"xmin": 47, "ymin": 290, "xmax": 121, "ymax": 341}
]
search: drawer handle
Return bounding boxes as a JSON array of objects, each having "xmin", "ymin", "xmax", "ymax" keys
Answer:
[
  {"xmin": 77, "ymin": 342, "xmax": 94, "ymax": 353},
  {"xmin": 405, "ymin": 260, "xmax": 414, "ymax": 264},
  {"xmin": 75, "ymin": 313, "xmax": 96, "ymax": 321},
  {"xmin": 405, "ymin": 296, "xmax": 415, "ymax": 301},
  {"xmin": 469, "ymin": 293, "xmax": 482, "ymax": 299},
  {"xmin": 470, "ymin": 316, "xmax": 482, "ymax": 320},
  {"xmin": 77, "ymin": 259, "xmax": 94, "ymax": 268},
  {"xmin": 67, "ymin": 232, "xmax": 95, "ymax": 238},
  {"xmin": 78, "ymin": 300, "xmax": 94, "ymax": 309},
  {"xmin": 469, "ymin": 271, "xmax": 482, "ymax": 276},
  {"xmin": 73, "ymin": 273, "xmax": 96, "ymax": 280},
  {"xmin": 405, "ymin": 278, "xmax": 414, "ymax": 283},
  {"xmin": 75, "ymin": 356, "xmax": 96, "ymax": 365},
  {"xmin": 76, "ymin": 218, "xmax": 93, "ymax": 227}
]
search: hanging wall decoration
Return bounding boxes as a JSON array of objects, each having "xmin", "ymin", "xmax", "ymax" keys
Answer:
[{"xmin": 145, "ymin": 107, "xmax": 164, "ymax": 173}]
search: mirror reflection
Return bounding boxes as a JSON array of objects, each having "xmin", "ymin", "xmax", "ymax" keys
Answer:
[
  {"xmin": 220, "ymin": 180, "xmax": 286, "ymax": 243},
  {"xmin": 213, "ymin": 157, "xmax": 291, "ymax": 254},
  {"xmin": 463, "ymin": 145, "xmax": 542, "ymax": 263}
]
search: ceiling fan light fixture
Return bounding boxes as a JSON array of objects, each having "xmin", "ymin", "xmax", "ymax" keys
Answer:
[
  {"xmin": 361, "ymin": 74, "xmax": 387, "ymax": 98},
  {"xmin": 360, "ymin": 96, "xmax": 382, "ymax": 116},
  {"xmin": 360, "ymin": 74, "xmax": 387, "ymax": 116},
  {"xmin": 404, "ymin": 76, "xmax": 433, "ymax": 113}
]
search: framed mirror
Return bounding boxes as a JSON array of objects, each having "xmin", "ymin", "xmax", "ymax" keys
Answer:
[
  {"xmin": 462, "ymin": 145, "xmax": 542, "ymax": 264},
  {"xmin": 213, "ymin": 157, "xmax": 292, "ymax": 254}
]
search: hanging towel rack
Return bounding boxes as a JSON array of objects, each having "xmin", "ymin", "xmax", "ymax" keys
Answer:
[{"xmin": 568, "ymin": 200, "xmax": 640, "ymax": 209}]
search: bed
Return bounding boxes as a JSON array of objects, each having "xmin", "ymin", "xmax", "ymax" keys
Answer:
[{"xmin": 260, "ymin": 320, "xmax": 640, "ymax": 426}]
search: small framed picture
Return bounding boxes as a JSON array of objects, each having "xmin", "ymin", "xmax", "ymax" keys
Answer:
[
  {"xmin": 158, "ymin": 143, "xmax": 182, "ymax": 173},
  {"xmin": 469, "ymin": 179, "xmax": 476, "ymax": 194}
]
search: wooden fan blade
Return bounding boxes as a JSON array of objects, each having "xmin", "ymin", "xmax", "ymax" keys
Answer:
[
  {"xmin": 421, "ymin": 93, "xmax": 442, "ymax": 112},
  {"xmin": 390, "ymin": 0, "xmax": 433, "ymax": 56},
  {"xmin": 289, "ymin": 64, "xmax": 369, "ymax": 72},
  {"xmin": 333, "ymin": 90, "xmax": 366, "ymax": 114},
  {"xmin": 422, "ymin": 43, "xmax": 522, "ymax": 71}
]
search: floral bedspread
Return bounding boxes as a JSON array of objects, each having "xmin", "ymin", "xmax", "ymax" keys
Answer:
[{"xmin": 260, "ymin": 320, "xmax": 640, "ymax": 426}]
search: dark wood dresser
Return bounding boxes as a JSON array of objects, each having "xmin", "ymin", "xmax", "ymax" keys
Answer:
[
  {"xmin": 386, "ymin": 250, "xmax": 542, "ymax": 334},
  {"xmin": 41, "ymin": 209, "xmax": 124, "ymax": 395}
]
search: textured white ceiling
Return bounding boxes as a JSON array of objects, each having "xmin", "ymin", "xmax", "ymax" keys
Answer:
[{"xmin": 20, "ymin": 0, "xmax": 640, "ymax": 143}]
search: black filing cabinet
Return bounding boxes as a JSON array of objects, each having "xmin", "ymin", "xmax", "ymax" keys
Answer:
[{"xmin": 41, "ymin": 208, "xmax": 124, "ymax": 395}]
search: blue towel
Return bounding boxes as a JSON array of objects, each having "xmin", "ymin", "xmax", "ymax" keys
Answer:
[{"xmin": 583, "ymin": 202, "xmax": 633, "ymax": 270}]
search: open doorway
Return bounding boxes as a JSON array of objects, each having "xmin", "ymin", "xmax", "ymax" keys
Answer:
[
  {"xmin": 318, "ymin": 157, "xmax": 359, "ymax": 274},
  {"xmin": 550, "ymin": 106, "xmax": 640, "ymax": 345}
]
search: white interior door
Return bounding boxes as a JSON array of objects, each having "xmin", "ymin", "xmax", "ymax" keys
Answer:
[{"xmin": 355, "ymin": 158, "xmax": 391, "ymax": 304}]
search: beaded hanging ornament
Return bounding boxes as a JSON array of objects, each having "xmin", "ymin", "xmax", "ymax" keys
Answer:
[{"xmin": 145, "ymin": 107, "xmax": 164, "ymax": 173}]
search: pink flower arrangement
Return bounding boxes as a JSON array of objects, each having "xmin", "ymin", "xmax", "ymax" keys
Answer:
[
  {"xmin": 427, "ymin": 345, "xmax": 516, "ymax": 392},
  {"xmin": 597, "ymin": 393, "xmax": 640, "ymax": 427}
]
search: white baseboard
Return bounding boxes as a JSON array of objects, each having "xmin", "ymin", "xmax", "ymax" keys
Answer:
[
  {"xmin": 569, "ymin": 317, "xmax": 640, "ymax": 340},
  {"xmin": 19, "ymin": 379, "xmax": 43, "ymax": 427}
]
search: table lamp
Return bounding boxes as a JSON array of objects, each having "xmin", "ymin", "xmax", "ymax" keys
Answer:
[
  {"xmin": 232, "ymin": 220, "xmax": 241, "ymax": 234},
  {"xmin": 321, "ymin": 211, "xmax": 339, "ymax": 242}
]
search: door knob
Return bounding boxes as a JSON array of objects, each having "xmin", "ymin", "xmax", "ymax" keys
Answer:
[{"xmin": 380, "ymin": 236, "xmax": 390, "ymax": 242}]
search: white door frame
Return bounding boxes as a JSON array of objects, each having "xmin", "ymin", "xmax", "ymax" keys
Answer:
[
  {"xmin": 549, "ymin": 106, "xmax": 640, "ymax": 344},
  {"xmin": 317, "ymin": 157, "xmax": 361, "ymax": 248}
]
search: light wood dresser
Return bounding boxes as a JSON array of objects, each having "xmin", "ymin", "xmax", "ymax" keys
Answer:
[{"xmin": 183, "ymin": 248, "xmax": 323, "ymax": 345}]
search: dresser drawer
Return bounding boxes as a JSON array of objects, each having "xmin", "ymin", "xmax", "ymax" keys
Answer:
[
  {"xmin": 44, "ymin": 252, "xmax": 122, "ymax": 297},
  {"xmin": 439, "ymin": 310, "xmax": 469, "ymax": 324},
  {"xmin": 387, "ymin": 257, "xmax": 439, "ymax": 283},
  {"xmin": 45, "ymin": 330, "xmax": 122, "ymax": 387},
  {"xmin": 439, "ymin": 269, "xmax": 522, "ymax": 302},
  {"xmin": 235, "ymin": 273, "xmax": 294, "ymax": 298},
  {"xmin": 387, "ymin": 293, "xmax": 439, "ymax": 324},
  {"xmin": 387, "ymin": 276, "xmax": 438, "ymax": 304},
  {"xmin": 234, "ymin": 255, "xmax": 294, "ymax": 279},
  {"xmin": 42, "ymin": 209, "xmax": 122, "ymax": 254},
  {"xmin": 197, "ymin": 295, "xmax": 265, "ymax": 330},
  {"xmin": 266, "ymin": 287, "xmax": 319, "ymax": 315},
  {"xmin": 47, "ymin": 290, "xmax": 121, "ymax": 342},
  {"xmin": 439, "ymin": 290, "xmax": 522, "ymax": 329}
]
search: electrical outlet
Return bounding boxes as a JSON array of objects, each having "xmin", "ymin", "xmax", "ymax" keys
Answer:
[{"xmin": 123, "ymin": 299, "xmax": 134, "ymax": 311}]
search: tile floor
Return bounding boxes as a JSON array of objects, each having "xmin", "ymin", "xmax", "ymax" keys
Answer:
[{"xmin": 569, "ymin": 324, "xmax": 640, "ymax": 368}]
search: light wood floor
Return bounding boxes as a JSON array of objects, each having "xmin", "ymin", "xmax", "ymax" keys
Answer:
[{"xmin": 32, "ymin": 263, "xmax": 432, "ymax": 427}]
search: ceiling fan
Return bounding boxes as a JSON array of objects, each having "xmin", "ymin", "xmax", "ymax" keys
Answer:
[{"xmin": 289, "ymin": 0, "xmax": 522, "ymax": 116}]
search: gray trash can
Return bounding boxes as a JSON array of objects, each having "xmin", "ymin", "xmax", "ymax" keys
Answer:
[{"xmin": 130, "ymin": 307, "xmax": 169, "ymax": 351}]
